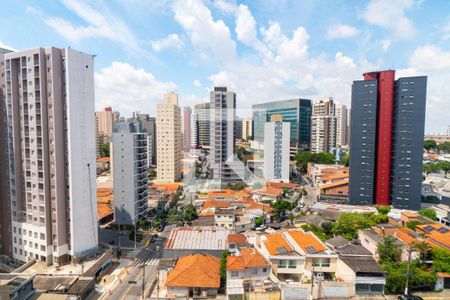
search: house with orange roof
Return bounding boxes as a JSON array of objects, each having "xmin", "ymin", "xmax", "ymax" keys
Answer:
[
  {"xmin": 150, "ymin": 182, "xmax": 182, "ymax": 196},
  {"xmin": 227, "ymin": 247, "xmax": 271, "ymax": 285},
  {"xmin": 253, "ymin": 187, "xmax": 283, "ymax": 202},
  {"xmin": 227, "ymin": 233, "xmax": 248, "ymax": 252},
  {"xmin": 416, "ymin": 223, "xmax": 450, "ymax": 250},
  {"xmin": 208, "ymin": 189, "xmax": 237, "ymax": 201},
  {"xmin": 164, "ymin": 254, "xmax": 221, "ymax": 298},
  {"xmin": 266, "ymin": 181, "xmax": 299, "ymax": 190},
  {"xmin": 319, "ymin": 179, "xmax": 349, "ymax": 198},
  {"xmin": 252, "ymin": 229, "xmax": 337, "ymax": 283}
]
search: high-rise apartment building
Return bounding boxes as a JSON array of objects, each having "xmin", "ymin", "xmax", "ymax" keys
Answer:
[
  {"xmin": 242, "ymin": 117, "xmax": 253, "ymax": 140},
  {"xmin": 192, "ymin": 102, "xmax": 210, "ymax": 148},
  {"xmin": 95, "ymin": 107, "xmax": 119, "ymax": 157},
  {"xmin": 183, "ymin": 107, "xmax": 192, "ymax": 150},
  {"xmin": 264, "ymin": 115, "xmax": 290, "ymax": 182},
  {"xmin": 234, "ymin": 117, "xmax": 243, "ymax": 143},
  {"xmin": 336, "ymin": 104, "xmax": 350, "ymax": 147},
  {"xmin": 156, "ymin": 93, "xmax": 182, "ymax": 183},
  {"xmin": 5, "ymin": 47, "xmax": 98, "ymax": 265},
  {"xmin": 253, "ymin": 99, "xmax": 312, "ymax": 155},
  {"xmin": 349, "ymin": 70, "xmax": 427, "ymax": 210},
  {"xmin": 131, "ymin": 112, "xmax": 157, "ymax": 166},
  {"xmin": 311, "ymin": 97, "xmax": 337, "ymax": 153},
  {"xmin": 112, "ymin": 121, "xmax": 148, "ymax": 225},
  {"xmin": 209, "ymin": 87, "xmax": 244, "ymax": 188},
  {"xmin": 0, "ymin": 48, "xmax": 12, "ymax": 256}
]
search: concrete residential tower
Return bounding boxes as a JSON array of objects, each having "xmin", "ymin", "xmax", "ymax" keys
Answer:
[
  {"xmin": 209, "ymin": 87, "xmax": 244, "ymax": 188},
  {"xmin": 112, "ymin": 120, "xmax": 148, "ymax": 225},
  {"xmin": 349, "ymin": 70, "xmax": 427, "ymax": 210},
  {"xmin": 242, "ymin": 117, "xmax": 253, "ymax": 140},
  {"xmin": 0, "ymin": 48, "xmax": 12, "ymax": 256},
  {"xmin": 264, "ymin": 115, "xmax": 290, "ymax": 182},
  {"xmin": 311, "ymin": 97, "xmax": 337, "ymax": 153},
  {"xmin": 192, "ymin": 102, "xmax": 210, "ymax": 148},
  {"xmin": 156, "ymin": 92, "xmax": 182, "ymax": 183},
  {"xmin": 131, "ymin": 112, "xmax": 157, "ymax": 167},
  {"xmin": 336, "ymin": 104, "xmax": 350, "ymax": 147},
  {"xmin": 5, "ymin": 47, "xmax": 98, "ymax": 265},
  {"xmin": 183, "ymin": 107, "xmax": 192, "ymax": 150}
]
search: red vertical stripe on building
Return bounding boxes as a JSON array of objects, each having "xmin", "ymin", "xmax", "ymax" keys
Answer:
[{"xmin": 365, "ymin": 71, "xmax": 395, "ymax": 206}]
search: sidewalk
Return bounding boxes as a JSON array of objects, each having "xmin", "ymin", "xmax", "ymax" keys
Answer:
[{"xmin": 96, "ymin": 258, "xmax": 132, "ymax": 297}]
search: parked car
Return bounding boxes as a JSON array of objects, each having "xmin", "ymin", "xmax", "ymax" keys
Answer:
[{"xmin": 398, "ymin": 295, "xmax": 424, "ymax": 300}]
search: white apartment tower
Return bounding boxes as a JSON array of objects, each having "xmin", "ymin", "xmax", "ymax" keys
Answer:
[
  {"xmin": 209, "ymin": 87, "xmax": 244, "ymax": 188},
  {"xmin": 264, "ymin": 115, "xmax": 290, "ymax": 182},
  {"xmin": 156, "ymin": 92, "xmax": 182, "ymax": 183},
  {"xmin": 311, "ymin": 97, "xmax": 337, "ymax": 153},
  {"xmin": 112, "ymin": 121, "xmax": 148, "ymax": 225},
  {"xmin": 5, "ymin": 47, "xmax": 98, "ymax": 265},
  {"xmin": 336, "ymin": 104, "xmax": 350, "ymax": 147}
]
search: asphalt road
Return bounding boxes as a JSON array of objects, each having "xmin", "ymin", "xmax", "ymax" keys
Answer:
[{"xmin": 107, "ymin": 232, "xmax": 166, "ymax": 299}]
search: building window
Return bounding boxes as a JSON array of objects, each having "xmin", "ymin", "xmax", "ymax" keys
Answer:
[
  {"xmin": 278, "ymin": 260, "xmax": 286, "ymax": 268},
  {"xmin": 288, "ymin": 260, "xmax": 296, "ymax": 269},
  {"xmin": 231, "ymin": 271, "xmax": 239, "ymax": 278}
]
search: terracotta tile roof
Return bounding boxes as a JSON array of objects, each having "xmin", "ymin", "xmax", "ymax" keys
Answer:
[
  {"xmin": 321, "ymin": 173, "xmax": 349, "ymax": 182},
  {"xmin": 402, "ymin": 210, "xmax": 419, "ymax": 218},
  {"xmin": 151, "ymin": 183, "xmax": 182, "ymax": 195},
  {"xmin": 200, "ymin": 210, "xmax": 215, "ymax": 217},
  {"xmin": 227, "ymin": 233, "xmax": 247, "ymax": 244},
  {"xmin": 97, "ymin": 203, "xmax": 113, "ymax": 220},
  {"xmin": 320, "ymin": 167, "xmax": 349, "ymax": 174},
  {"xmin": 254, "ymin": 187, "xmax": 283, "ymax": 197},
  {"xmin": 96, "ymin": 157, "xmax": 110, "ymax": 162},
  {"xmin": 246, "ymin": 202, "xmax": 274, "ymax": 213},
  {"xmin": 227, "ymin": 248, "xmax": 269, "ymax": 271},
  {"xmin": 203, "ymin": 199, "xmax": 232, "ymax": 209},
  {"xmin": 288, "ymin": 230, "xmax": 326, "ymax": 254},
  {"xmin": 266, "ymin": 182, "xmax": 299, "ymax": 190},
  {"xmin": 417, "ymin": 224, "xmax": 450, "ymax": 249},
  {"xmin": 320, "ymin": 179, "xmax": 349, "ymax": 190},
  {"xmin": 437, "ymin": 272, "xmax": 450, "ymax": 278},
  {"xmin": 208, "ymin": 189, "xmax": 235, "ymax": 198},
  {"xmin": 165, "ymin": 254, "xmax": 220, "ymax": 288},
  {"xmin": 264, "ymin": 233, "xmax": 294, "ymax": 256},
  {"xmin": 395, "ymin": 228, "xmax": 419, "ymax": 245}
]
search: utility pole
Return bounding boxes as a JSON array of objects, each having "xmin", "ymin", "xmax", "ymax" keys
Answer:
[
  {"xmin": 141, "ymin": 264, "xmax": 146, "ymax": 299},
  {"xmin": 404, "ymin": 245, "xmax": 412, "ymax": 296}
]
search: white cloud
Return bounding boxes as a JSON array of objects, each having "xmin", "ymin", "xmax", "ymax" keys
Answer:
[
  {"xmin": 173, "ymin": 0, "xmax": 236, "ymax": 63},
  {"xmin": 0, "ymin": 40, "xmax": 16, "ymax": 51},
  {"xmin": 95, "ymin": 62, "xmax": 176, "ymax": 116},
  {"xmin": 381, "ymin": 39, "xmax": 391, "ymax": 51},
  {"xmin": 193, "ymin": 79, "xmax": 202, "ymax": 87},
  {"xmin": 150, "ymin": 34, "xmax": 184, "ymax": 52},
  {"xmin": 235, "ymin": 4, "xmax": 269, "ymax": 57},
  {"xmin": 409, "ymin": 45, "xmax": 450, "ymax": 71},
  {"xmin": 326, "ymin": 24, "xmax": 360, "ymax": 39},
  {"xmin": 362, "ymin": 0, "xmax": 415, "ymax": 38},
  {"xmin": 213, "ymin": 0, "xmax": 237, "ymax": 13},
  {"xmin": 443, "ymin": 20, "xmax": 450, "ymax": 40},
  {"xmin": 27, "ymin": 0, "xmax": 140, "ymax": 52}
]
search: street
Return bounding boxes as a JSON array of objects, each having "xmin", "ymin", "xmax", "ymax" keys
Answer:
[{"xmin": 101, "ymin": 226, "xmax": 171, "ymax": 300}]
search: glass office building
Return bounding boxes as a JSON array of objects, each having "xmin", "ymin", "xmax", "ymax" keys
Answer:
[{"xmin": 252, "ymin": 99, "xmax": 312, "ymax": 151}]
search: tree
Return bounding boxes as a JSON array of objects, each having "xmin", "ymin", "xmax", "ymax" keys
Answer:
[
  {"xmin": 377, "ymin": 236, "xmax": 402, "ymax": 264},
  {"xmin": 424, "ymin": 140, "xmax": 437, "ymax": 152},
  {"xmin": 254, "ymin": 217, "xmax": 264, "ymax": 228},
  {"xmin": 383, "ymin": 262, "xmax": 437, "ymax": 294},
  {"xmin": 272, "ymin": 200, "xmax": 292, "ymax": 221},
  {"xmin": 376, "ymin": 205, "xmax": 391, "ymax": 215},
  {"xmin": 294, "ymin": 151, "xmax": 312, "ymax": 173},
  {"xmin": 406, "ymin": 220, "xmax": 422, "ymax": 230},
  {"xmin": 418, "ymin": 208, "xmax": 437, "ymax": 221},
  {"xmin": 252, "ymin": 181, "xmax": 263, "ymax": 189},
  {"xmin": 220, "ymin": 251, "xmax": 228, "ymax": 283},
  {"xmin": 431, "ymin": 248, "xmax": 450, "ymax": 273},
  {"xmin": 332, "ymin": 212, "xmax": 372, "ymax": 240},
  {"xmin": 438, "ymin": 141, "xmax": 450, "ymax": 154},
  {"xmin": 182, "ymin": 204, "xmax": 198, "ymax": 222},
  {"xmin": 321, "ymin": 221, "xmax": 333, "ymax": 236},
  {"xmin": 340, "ymin": 152, "xmax": 350, "ymax": 167},
  {"xmin": 100, "ymin": 143, "xmax": 110, "ymax": 157}
]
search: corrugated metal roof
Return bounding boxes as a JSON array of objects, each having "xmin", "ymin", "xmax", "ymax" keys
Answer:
[{"xmin": 164, "ymin": 226, "xmax": 229, "ymax": 250}]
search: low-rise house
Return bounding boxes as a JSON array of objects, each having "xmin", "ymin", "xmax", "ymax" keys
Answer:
[
  {"xmin": 319, "ymin": 180, "xmax": 349, "ymax": 199},
  {"xmin": 416, "ymin": 223, "xmax": 450, "ymax": 250},
  {"xmin": 164, "ymin": 254, "xmax": 220, "ymax": 298},
  {"xmin": 253, "ymin": 229, "xmax": 337, "ymax": 283},
  {"xmin": 253, "ymin": 187, "xmax": 283, "ymax": 203},
  {"xmin": 215, "ymin": 208, "xmax": 236, "ymax": 230},
  {"xmin": 227, "ymin": 247, "xmax": 271, "ymax": 284},
  {"xmin": 327, "ymin": 236, "xmax": 386, "ymax": 296},
  {"xmin": 430, "ymin": 204, "xmax": 450, "ymax": 227},
  {"xmin": 0, "ymin": 274, "xmax": 34, "ymax": 300},
  {"xmin": 227, "ymin": 233, "xmax": 249, "ymax": 253},
  {"xmin": 163, "ymin": 226, "xmax": 229, "ymax": 258}
]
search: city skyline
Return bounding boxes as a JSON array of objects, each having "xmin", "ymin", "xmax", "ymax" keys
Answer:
[{"xmin": 0, "ymin": 0, "xmax": 449, "ymax": 133}]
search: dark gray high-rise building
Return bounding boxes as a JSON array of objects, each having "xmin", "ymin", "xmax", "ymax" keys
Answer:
[
  {"xmin": 234, "ymin": 117, "xmax": 243, "ymax": 143},
  {"xmin": 349, "ymin": 70, "xmax": 427, "ymax": 210}
]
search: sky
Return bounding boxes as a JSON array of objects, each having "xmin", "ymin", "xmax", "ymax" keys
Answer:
[{"xmin": 1, "ymin": 0, "xmax": 449, "ymax": 133}]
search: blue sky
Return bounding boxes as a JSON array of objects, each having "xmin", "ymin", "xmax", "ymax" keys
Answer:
[{"xmin": 1, "ymin": 0, "xmax": 449, "ymax": 133}]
